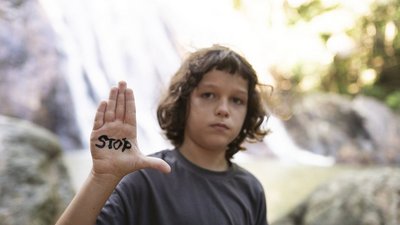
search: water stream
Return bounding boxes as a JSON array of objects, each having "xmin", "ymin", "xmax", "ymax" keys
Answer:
[{"xmin": 39, "ymin": 0, "xmax": 181, "ymax": 152}]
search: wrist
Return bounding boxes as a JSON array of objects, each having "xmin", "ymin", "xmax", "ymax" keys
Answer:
[{"xmin": 89, "ymin": 169, "xmax": 123, "ymax": 188}]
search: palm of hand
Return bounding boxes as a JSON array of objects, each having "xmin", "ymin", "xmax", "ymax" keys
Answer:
[
  {"xmin": 91, "ymin": 120, "xmax": 139, "ymax": 179},
  {"xmin": 89, "ymin": 81, "xmax": 170, "ymax": 180}
]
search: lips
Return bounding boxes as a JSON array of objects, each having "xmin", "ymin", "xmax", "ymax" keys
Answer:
[{"xmin": 210, "ymin": 123, "xmax": 229, "ymax": 130}]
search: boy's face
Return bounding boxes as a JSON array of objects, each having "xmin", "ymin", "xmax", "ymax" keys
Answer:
[{"xmin": 182, "ymin": 69, "xmax": 248, "ymax": 153}]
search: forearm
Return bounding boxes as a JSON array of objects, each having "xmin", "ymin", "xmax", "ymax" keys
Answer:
[{"xmin": 55, "ymin": 171, "xmax": 121, "ymax": 225}]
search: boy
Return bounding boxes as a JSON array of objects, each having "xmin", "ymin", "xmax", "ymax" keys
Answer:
[{"xmin": 56, "ymin": 45, "xmax": 269, "ymax": 225}]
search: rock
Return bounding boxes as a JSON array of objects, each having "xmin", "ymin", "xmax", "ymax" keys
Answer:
[
  {"xmin": 273, "ymin": 168, "xmax": 400, "ymax": 225},
  {"xmin": 0, "ymin": 115, "xmax": 75, "ymax": 225},
  {"xmin": 283, "ymin": 93, "xmax": 400, "ymax": 165},
  {"xmin": 0, "ymin": 0, "xmax": 82, "ymax": 149},
  {"xmin": 352, "ymin": 95, "xmax": 400, "ymax": 164}
]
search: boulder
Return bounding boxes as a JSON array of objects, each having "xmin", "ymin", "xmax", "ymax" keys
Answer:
[
  {"xmin": 352, "ymin": 95, "xmax": 400, "ymax": 163},
  {"xmin": 0, "ymin": 0, "xmax": 82, "ymax": 149},
  {"xmin": 273, "ymin": 168, "xmax": 400, "ymax": 225},
  {"xmin": 283, "ymin": 93, "xmax": 400, "ymax": 165},
  {"xmin": 0, "ymin": 115, "xmax": 74, "ymax": 225}
]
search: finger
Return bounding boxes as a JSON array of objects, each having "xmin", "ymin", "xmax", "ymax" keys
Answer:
[
  {"xmin": 124, "ymin": 88, "xmax": 136, "ymax": 126},
  {"xmin": 93, "ymin": 101, "xmax": 107, "ymax": 130},
  {"xmin": 105, "ymin": 87, "xmax": 118, "ymax": 122},
  {"xmin": 138, "ymin": 157, "xmax": 171, "ymax": 174},
  {"xmin": 115, "ymin": 81, "xmax": 127, "ymax": 121}
]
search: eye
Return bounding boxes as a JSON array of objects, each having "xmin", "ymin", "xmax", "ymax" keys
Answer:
[
  {"xmin": 232, "ymin": 97, "xmax": 245, "ymax": 105},
  {"xmin": 201, "ymin": 92, "xmax": 215, "ymax": 99}
]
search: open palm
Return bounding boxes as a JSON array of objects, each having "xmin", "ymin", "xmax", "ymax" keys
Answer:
[{"xmin": 89, "ymin": 81, "xmax": 170, "ymax": 180}]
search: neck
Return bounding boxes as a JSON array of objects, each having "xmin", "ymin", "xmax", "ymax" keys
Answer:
[{"xmin": 179, "ymin": 145, "xmax": 229, "ymax": 172}]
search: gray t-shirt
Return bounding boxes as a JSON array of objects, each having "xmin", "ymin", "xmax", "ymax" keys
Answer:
[{"xmin": 96, "ymin": 149, "xmax": 268, "ymax": 225}]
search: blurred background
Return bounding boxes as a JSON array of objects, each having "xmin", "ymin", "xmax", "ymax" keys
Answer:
[{"xmin": 0, "ymin": 0, "xmax": 399, "ymax": 224}]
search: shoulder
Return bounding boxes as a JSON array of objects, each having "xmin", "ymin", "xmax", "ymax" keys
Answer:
[{"xmin": 230, "ymin": 163, "xmax": 265, "ymax": 193}]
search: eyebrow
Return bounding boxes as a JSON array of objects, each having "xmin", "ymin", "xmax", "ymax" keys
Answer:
[{"xmin": 198, "ymin": 83, "xmax": 248, "ymax": 96}]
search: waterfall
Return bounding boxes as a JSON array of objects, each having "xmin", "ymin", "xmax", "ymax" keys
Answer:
[
  {"xmin": 264, "ymin": 117, "xmax": 334, "ymax": 166},
  {"xmin": 39, "ymin": 0, "xmax": 180, "ymax": 153},
  {"xmin": 38, "ymin": 0, "xmax": 334, "ymax": 166}
]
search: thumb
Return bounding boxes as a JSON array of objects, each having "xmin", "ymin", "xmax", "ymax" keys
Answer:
[{"xmin": 137, "ymin": 157, "xmax": 171, "ymax": 174}]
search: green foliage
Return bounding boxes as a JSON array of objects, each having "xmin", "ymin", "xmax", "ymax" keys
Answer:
[
  {"xmin": 285, "ymin": 0, "xmax": 339, "ymax": 25},
  {"xmin": 386, "ymin": 91, "xmax": 400, "ymax": 111},
  {"xmin": 281, "ymin": 0, "xmax": 400, "ymax": 111},
  {"xmin": 361, "ymin": 85, "xmax": 387, "ymax": 100}
]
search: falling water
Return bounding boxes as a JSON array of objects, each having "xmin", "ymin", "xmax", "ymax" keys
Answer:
[{"xmin": 39, "ymin": 0, "xmax": 181, "ymax": 153}]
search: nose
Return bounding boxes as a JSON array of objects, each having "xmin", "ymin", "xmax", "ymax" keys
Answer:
[{"xmin": 215, "ymin": 99, "xmax": 229, "ymax": 118}]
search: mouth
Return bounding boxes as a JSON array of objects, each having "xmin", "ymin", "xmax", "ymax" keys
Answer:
[{"xmin": 210, "ymin": 123, "xmax": 229, "ymax": 130}]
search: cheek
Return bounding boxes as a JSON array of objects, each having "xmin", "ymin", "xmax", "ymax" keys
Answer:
[
  {"xmin": 185, "ymin": 101, "xmax": 202, "ymax": 124},
  {"xmin": 189, "ymin": 98, "xmax": 207, "ymax": 114},
  {"xmin": 234, "ymin": 107, "xmax": 247, "ymax": 121},
  {"xmin": 235, "ymin": 110, "xmax": 248, "ymax": 131}
]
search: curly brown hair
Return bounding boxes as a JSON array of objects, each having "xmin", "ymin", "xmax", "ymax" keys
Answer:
[{"xmin": 157, "ymin": 45, "xmax": 270, "ymax": 161}]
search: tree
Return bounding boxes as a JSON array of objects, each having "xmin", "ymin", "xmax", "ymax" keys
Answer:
[{"xmin": 280, "ymin": 0, "xmax": 400, "ymax": 111}]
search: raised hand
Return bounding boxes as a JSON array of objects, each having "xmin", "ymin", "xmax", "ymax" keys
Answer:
[
  {"xmin": 90, "ymin": 81, "xmax": 171, "ymax": 180},
  {"xmin": 55, "ymin": 81, "xmax": 171, "ymax": 225}
]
